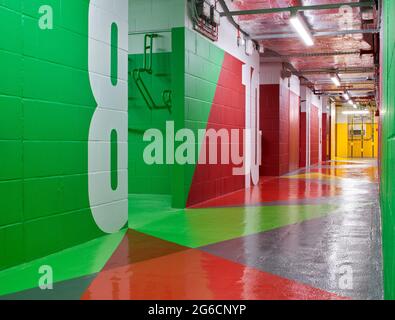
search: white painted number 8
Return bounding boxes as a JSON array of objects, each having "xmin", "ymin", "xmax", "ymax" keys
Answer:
[{"xmin": 87, "ymin": 0, "xmax": 128, "ymax": 233}]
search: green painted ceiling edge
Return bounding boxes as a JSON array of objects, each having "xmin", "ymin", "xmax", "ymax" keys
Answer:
[{"xmin": 0, "ymin": 229, "xmax": 126, "ymax": 297}]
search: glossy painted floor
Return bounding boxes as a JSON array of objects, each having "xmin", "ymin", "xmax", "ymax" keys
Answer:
[{"xmin": 0, "ymin": 159, "xmax": 383, "ymax": 300}]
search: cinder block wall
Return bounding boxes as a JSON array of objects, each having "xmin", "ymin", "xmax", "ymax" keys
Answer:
[
  {"xmin": 127, "ymin": 0, "xmax": 184, "ymax": 195},
  {"xmin": 0, "ymin": 0, "xmax": 128, "ymax": 270}
]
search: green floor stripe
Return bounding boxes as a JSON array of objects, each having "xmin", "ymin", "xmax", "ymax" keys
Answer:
[
  {"xmin": 128, "ymin": 194, "xmax": 338, "ymax": 248},
  {"xmin": 0, "ymin": 229, "xmax": 126, "ymax": 297}
]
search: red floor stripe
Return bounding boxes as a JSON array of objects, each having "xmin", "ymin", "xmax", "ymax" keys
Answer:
[{"xmin": 81, "ymin": 248, "xmax": 347, "ymax": 300}]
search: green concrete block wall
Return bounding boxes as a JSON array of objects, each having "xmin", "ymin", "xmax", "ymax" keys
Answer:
[
  {"xmin": 176, "ymin": 28, "xmax": 224, "ymax": 207},
  {"xmin": 0, "ymin": 0, "xmax": 105, "ymax": 271},
  {"xmin": 126, "ymin": 27, "xmax": 211, "ymax": 208},
  {"xmin": 128, "ymin": 52, "xmax": 174, "ymax": 195},
  {"xmin": 381, "ymin": 0, "xmax": 395, "ymax": 300},
  {"xmin": 128, "ymin": 0, "xmax": 185, "ymax": 198},
  {"xmin": 129, "ymin": 0, "xmax": 185, "ymax": 32}
]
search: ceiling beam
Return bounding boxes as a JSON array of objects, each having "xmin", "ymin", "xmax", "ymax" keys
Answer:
[
  {"xmin": 295, "ymin": 67, "xmax": 376, "ymax": 75},
  {"xmin": 314, "ymin": 88, "xmax": 375, "ymax": 92},
  {"xmin": 217, "ymin": 0, "xmax": 249, "ymax": 37},
  {"xmin": 220, "ymin": 1, "xmax": 375, "ymax": 17},
  {"xmin": 253, "ymin": 29, "xmax": 379, "ymax": 40},
  {"xmin": 262, "ymin": 50, "xmax": 363, "ymax": 58},
  {"xmin": 311, "ymin": 81, "xmax": 376, "ymax": 86}
]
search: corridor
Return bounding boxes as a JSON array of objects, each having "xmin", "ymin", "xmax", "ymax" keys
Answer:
[
  {"xmin": 1, "ymin": 0, "xmax": 394, "ymax": 303},
  {"xmin": 0, "ymin": 159, "xmax": 382, "ymax": 300}
]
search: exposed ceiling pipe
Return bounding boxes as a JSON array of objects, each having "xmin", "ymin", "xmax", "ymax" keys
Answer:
[
  {"xmin": 295, "ymin": 67, "xmax": 376, "ymax": 75},
  {"xmin": 217, "ymin": 0, "xmax": 248, "ymax": 37},
  {"xmin": 263, "ymin": 50, "xmax": 369, "ymax": 58},
  {"xmin": 253, "ymin": 29, "xmax": 380, "ymax": 41},
  {"xmin": 315, "ymin": 88, "xmax": 375, "ymax": 92},
  {"xmin": 220, "ymin": 1, "xmax": 375, "ymax": 17},
  {"xmin": 311, "ymin": 80, "xmax": 376, "ymax": 85},
  {"xmin": 216, "ymin": 0, "xmax": 263, "ymax": 49}
]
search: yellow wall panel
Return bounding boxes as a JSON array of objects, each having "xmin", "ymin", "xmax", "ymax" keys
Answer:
[
  {"xmin": 336, "ymin": 123, "xmax": 349, "ymax": 158},
  {"xmin": 336, "ymin": 123, "xmax": 378, "ymax": 159}
]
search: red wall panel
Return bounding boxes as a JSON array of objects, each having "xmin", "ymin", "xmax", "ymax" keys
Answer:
[
  {"xmin": 260, "ymin": 84, "xmax": 300, "ymax": 175},
  {"xmin": 322, "ymin": 113, "xmax": 328, "ymax": 161},
  {"xmin": 289, "ymin": 91, "xmax": 300, "ymax": 172},
  {"xmin": 299, "ymin": 112, "xmax": 307, "ymax": 167},
  {"xmin": 187, "ymin": 53, "xmax": 245, "ymax": 207},
  {"xmin": 310, "ymin": 105, "xmax": 319, "ymax": 165},
  {"xmin": 279, "ymin": 84, "xmax": 290, "ymax": 175},
  {"xmin": 260, "ymin": 84, "xmax": 280, "ymax": 176}
]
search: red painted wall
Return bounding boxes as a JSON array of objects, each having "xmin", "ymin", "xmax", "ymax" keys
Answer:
[
  {"xmin": 260, "ymin": 84, "xmax": 300, "ymax": 176},
  {"xmin": 260, "ymin": 84, "xmax": 280, "ymax": 176},
  {"xmin": 322, "ymin": 113, "xmax": 328, "ymax": 161},
  {"xmin": 279, "ymin": 84, "xmax": 290, "ymax": 175},
  {"xmin": 299, "ymin": 112, "xmax": 307, "ymax": 167},
  {"xmin": 289, "ymin": 91, "xmax": 300, "ymax": 172},
  {"xmin": 187, "ymin": 53, "xmax": 245, "ymax": 207},
  {"xmin": 310, "ymin": 105, "xmax": 319, "ymax": 165}
]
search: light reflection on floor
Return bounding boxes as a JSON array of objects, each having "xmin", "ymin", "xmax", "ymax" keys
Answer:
[{"xmin": 0, "ymin": 159, "xmax": 383, "ymax": 300}]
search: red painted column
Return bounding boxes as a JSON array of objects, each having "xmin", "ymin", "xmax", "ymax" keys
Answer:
[
  {"xmin": 299, "ymin": 112, "xmax": 307, "ymax": 167},
  {"xmin": 289, "ymin": 91, "xmax": 300, "ymax": 172},
  {"xmin": 260, "ymin": 84, "xmax": 280, "ymax": 176},
  {"xmin": 322, "ymin": 113, "xmax": 328, "ymax": 161},
  {"xmin": 310, "ymin": 105, "xmax": 319, "ymax": 165},
  {"xmin": 279, "ymin": 84, "xmax": 290, "ymax": 175},
  {"xmin": 260, "ymin": 83, "xmax": 300, "ymax": 175}
]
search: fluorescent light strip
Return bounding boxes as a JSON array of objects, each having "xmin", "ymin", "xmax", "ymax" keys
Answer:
[
  {"xmin": 342, "ymin": 110, "xmax": 370, "ymax": 115},
  {"xmin": 331, "ymin": 74, "xmax": 341, "ymax": 87},
  {"xmin": 343, "ymin": 92, "xmax": 350, "ymax": 100},
  {"xmin": 289, "ymin": 13, "xmax": 314, "ymax": 46}
]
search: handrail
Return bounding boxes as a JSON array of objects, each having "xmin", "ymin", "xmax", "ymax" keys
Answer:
[{"xmin": 131, "ymin": 34, "xmax": 172, "ymax": 113}]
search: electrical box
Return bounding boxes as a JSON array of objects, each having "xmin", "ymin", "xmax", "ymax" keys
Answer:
[
  {"xmin": 197, "ymin": 0, "xmax": 211, "ymax": 19},
  {"xmin": 212, "ymin": 7, "xmax": 221, "ymax": 26},
  {"xmin": 193, "ymin": 0, "xmax": 219, "ymax": 41}
]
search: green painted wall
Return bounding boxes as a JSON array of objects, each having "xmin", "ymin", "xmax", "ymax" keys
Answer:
[
  {"xmin": 171, "ymin": 27, "xmax": 186, "ymax": 208},
  {"xmin": 127, "ymin": 27, "xmax": 224, "ymax": 208},
  {"xmin": 128, "ymin": 52, "xmax": 174, "ymax": 195},
  {"xmin": 171, "ymin": 28, "xmax": 224, "ymax": 207},
  {"xmin": 128, "ymin": 0, "xmax": 185, "ymax": 201},
  {"xmin": 380, "ymin": 0, "xmax": 395, "ymax": 300},
  {"xmin": 0, "ymin": 1, "xmax": 105, "ymax": 270}
]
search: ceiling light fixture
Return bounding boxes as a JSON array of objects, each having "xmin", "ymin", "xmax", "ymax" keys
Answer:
[
  {"xmin": 331, "ymin": 73, "xmax": 341, "ymax": 87},
  {"xmin": 343, "ymin": 92, "xmax": 350, "ymax": 100},
  {"xmin": 289, "ymin": 12, "xmax": 314, "ymax": 47},
  {"xmin": 342, "ymin": 110, "xmax": 370, "ymax": 115}
]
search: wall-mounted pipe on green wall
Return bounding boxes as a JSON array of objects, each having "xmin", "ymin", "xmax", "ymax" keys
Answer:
[{"xmin": 132, "ymin": 34, "xmax": 172, "ymax": 113}]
